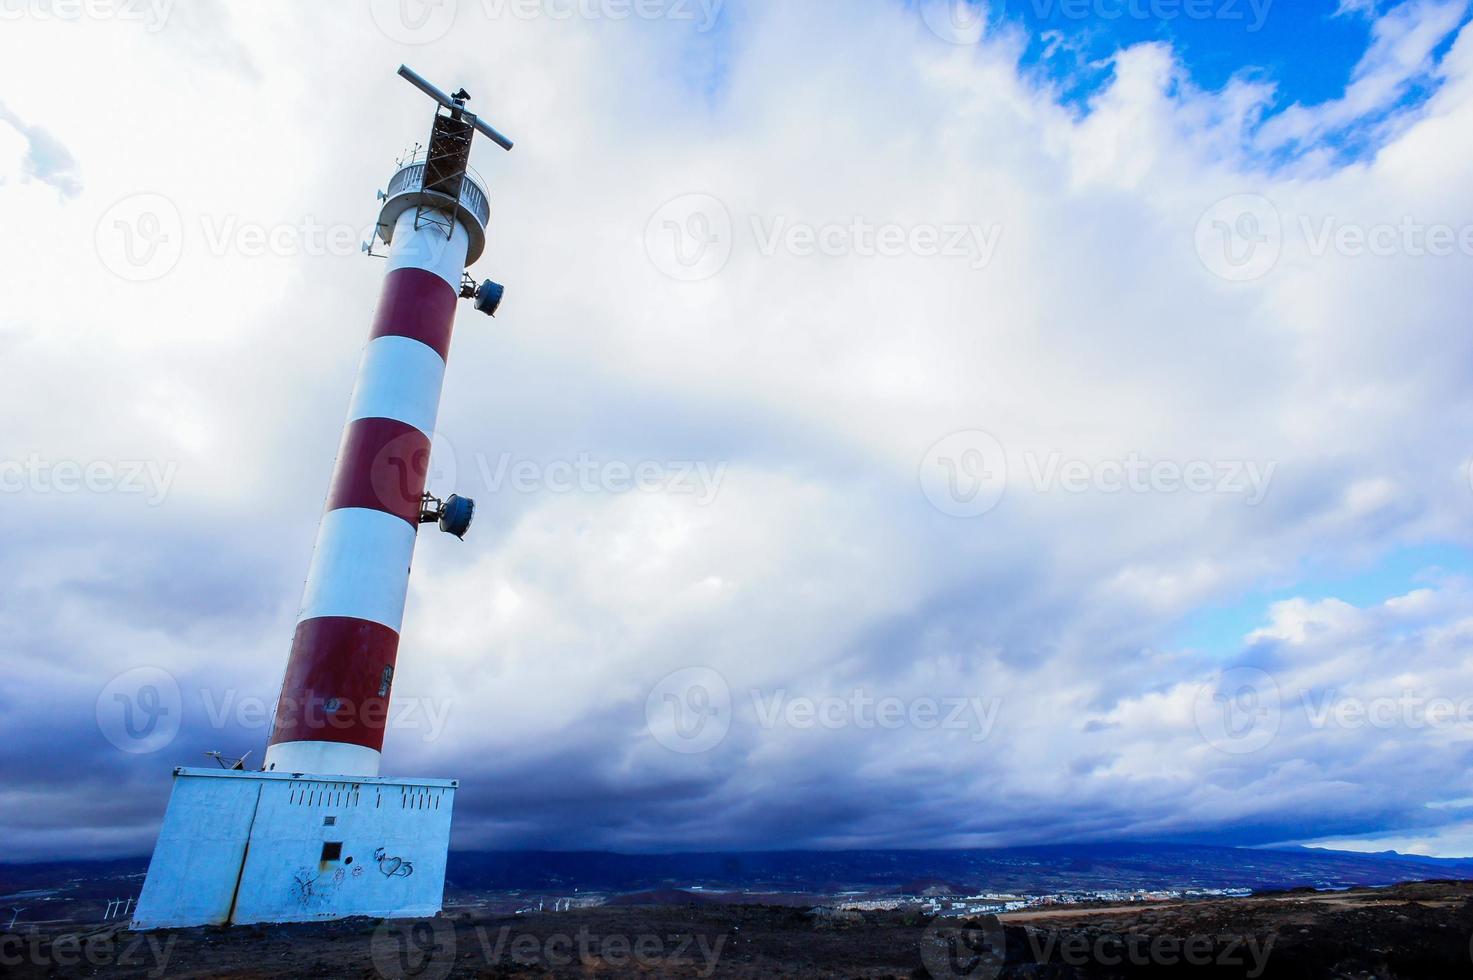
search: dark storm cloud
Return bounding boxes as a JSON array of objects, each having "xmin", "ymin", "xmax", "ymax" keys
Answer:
[{"xmin": 6, "ymin": 1, "xmax": 1473, "ymax": 863}]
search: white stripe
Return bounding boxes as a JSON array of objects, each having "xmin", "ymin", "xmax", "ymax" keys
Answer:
[
  {"xmin": 346, "ymin": 335, "xmax": 446, "ymax": 435},
  {"xmin": 263, "ymin": 740, "xmax": 381, "ymax": 778},
  {"xmin": 386, "ymin": 208, "xmax": 471, "ymax": 290},
  {"xmin": 298, "ymin": 508, "xmax": 418, "ymax": 631}
]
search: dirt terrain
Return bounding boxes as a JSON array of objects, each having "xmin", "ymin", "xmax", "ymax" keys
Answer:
[{"xmin": 4, "ymin": 881, "xmax": 1472, "ymax": 978}]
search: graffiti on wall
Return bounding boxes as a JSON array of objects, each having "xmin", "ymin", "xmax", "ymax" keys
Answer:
[
  {"xmin": 373, "ymin": 847, "xmax": 414, "ymax": 878},
  {"xmin": 291, "ymin": 868, "xmax": 320, "ymax": 906}
]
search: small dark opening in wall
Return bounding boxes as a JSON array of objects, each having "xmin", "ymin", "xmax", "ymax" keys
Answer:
[
  {"xmin": 321, "ymin": 841, "xmax": 343, "ymax": 862},
  {"xmin": 344, "ymin": 856, "xmax": 353, "ymax": 865},
  {"xmin": 323, "ymin": 815, "xmax": 337, "ymax": 826}
]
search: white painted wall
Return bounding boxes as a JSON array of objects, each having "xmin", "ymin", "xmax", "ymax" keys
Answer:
[
  {"xmin": 132, "ymin": 768, "xmax": 456, "ymax": 930},
  {"xmin": 129, "ymin": 770, "xmax": 262, "ymax": 928}
]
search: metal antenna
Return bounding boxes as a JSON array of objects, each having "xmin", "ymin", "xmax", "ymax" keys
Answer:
[{"xmin": 398, "ymin": 65, "xmax": 515, "ymax": 152}]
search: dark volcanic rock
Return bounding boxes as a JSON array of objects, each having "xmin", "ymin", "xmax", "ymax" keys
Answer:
[{"xmin": 3, "ymin": 881, "xmax": 1473, "ymax": 978}]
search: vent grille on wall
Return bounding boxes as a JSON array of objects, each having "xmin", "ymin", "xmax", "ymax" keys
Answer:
[{"xmin": 288, "ymin": 782, "xmax": 363, "ymax": 808}]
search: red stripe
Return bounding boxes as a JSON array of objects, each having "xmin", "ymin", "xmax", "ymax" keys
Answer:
[
  {"xmin": 324, "ymin": 417, "xmax": 431, "ymax": 526},
  {"xmin": 369, "ymin": 266, "xmax": 459, "ymax": 361},
  {"xmin": 268, "ymin": 617, "xmax": 401, "ymax": 751}
]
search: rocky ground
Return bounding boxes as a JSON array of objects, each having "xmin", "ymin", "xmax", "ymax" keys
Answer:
[{"xmin": 5, "ymin": 880, "xmax": 1472, "ymax": 978}]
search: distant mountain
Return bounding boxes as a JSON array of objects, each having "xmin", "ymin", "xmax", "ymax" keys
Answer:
[
  {"xmin": 1294, "ymin": 845, "xmax": 1470, "ymax": 868},
  {"xmin": 6, "ymin": 842, "xmax": 1472, "ymax": 924},
  {"xmin": 442, "ymin": 842, "xmax": 1473, "ymax": 896}
]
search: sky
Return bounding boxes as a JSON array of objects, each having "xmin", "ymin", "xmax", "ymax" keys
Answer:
[{"xmin": 2, "ymin": 0, "xmax": 1473, "ymax": 861}]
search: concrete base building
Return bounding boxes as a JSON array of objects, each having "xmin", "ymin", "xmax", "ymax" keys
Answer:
[{"xmin": 132, "ymin": 769, "xmax": 455, "ymax": 928}]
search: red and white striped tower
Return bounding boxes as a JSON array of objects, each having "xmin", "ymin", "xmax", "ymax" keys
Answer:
[
  {"xmin": 264, "ymin": 67, "xmax": 511, "ymax": 778},
  {"xmin": 131, "ymin": 67, "xmax": 511, "ymax": 931}
]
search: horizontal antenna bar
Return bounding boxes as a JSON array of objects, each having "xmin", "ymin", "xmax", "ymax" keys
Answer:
[
  {"xmin": 473, "ymin": 117, "xmax": 515, "ymax": 153},
  {"xmin": 397, "ymin": 64, "xmax": 455, "ymax": 110},
  {"xmin": 397, "ymin": 64, "xmax": 515, "ymax": 152}
]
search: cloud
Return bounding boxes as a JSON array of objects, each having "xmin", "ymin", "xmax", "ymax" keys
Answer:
[
  {"xmin": 2, "ymin": 0, "xmax": 1473, "ymax": 860},
  {"xmin": 0, "ymin": 101, "xmax": 81, "ymax": 199},
  {"xmin": 1255, "ymin": 0, "xmax": 1471, "ymax": 154}
]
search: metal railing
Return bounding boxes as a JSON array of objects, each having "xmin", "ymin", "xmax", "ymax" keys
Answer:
[{"xmin": 385, "ymin": 159, "xmax": 491, "ymax": 228}]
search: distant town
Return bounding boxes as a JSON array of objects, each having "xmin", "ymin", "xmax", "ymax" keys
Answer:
[{"xmin": 491, "ymin": 885, "xmax": 1258, "ymax": 922}]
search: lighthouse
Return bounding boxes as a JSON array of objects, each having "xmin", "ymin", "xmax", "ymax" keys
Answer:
[
  {"xmin": 264, "ymin": 65, "xmax": 509, "ymax": 779},
  {"xmin": 131, "ymin": 66, "xmax": 511, "ymax": 929}
]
